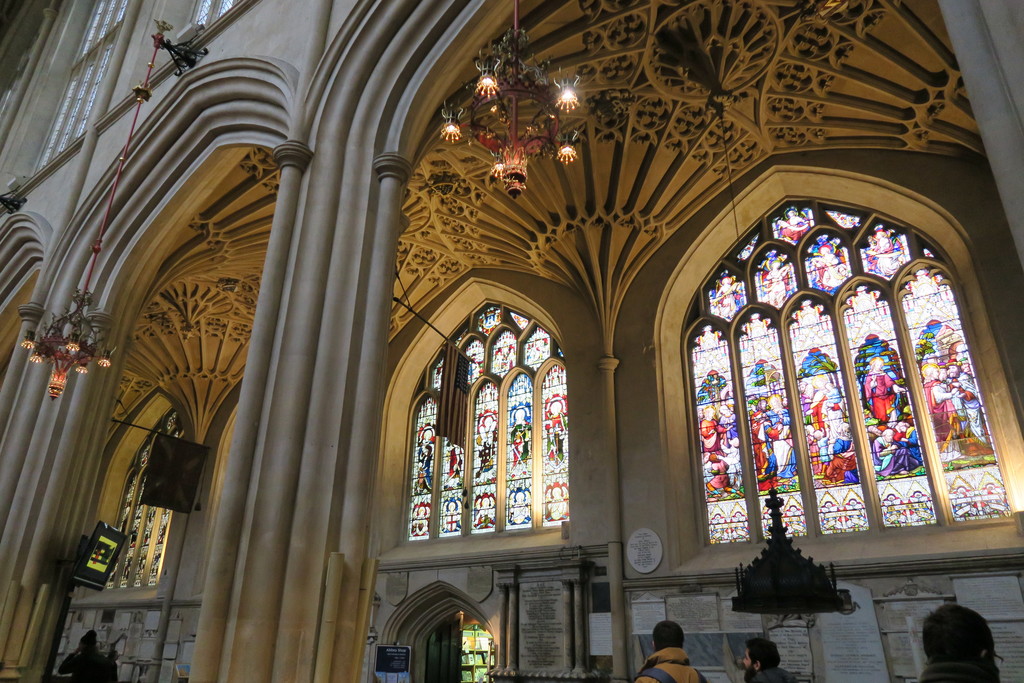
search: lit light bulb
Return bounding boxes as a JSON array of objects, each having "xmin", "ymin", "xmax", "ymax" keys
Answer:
[
  {"xmin": 557, "ymin": 143, "xmax": 578, "ymax": 164},
  {"xmin": 491, "ymin": 161, "xmax": 506, "ymax": 180},
  {"xmin": 556, "ymin": 86, "xmax": 579, "ymax": 112},
  {"xmin": 66, "ymin": 337, "xmax": 80, "ymax": 353},
  {"xmin": 75, "ymin": 365, "xmax": 89, "ymax": 374},
  {"xmin": 29, "ymin": 352, "xmax": 44, "ymax": 363},
  {"xmin": 441, "ymin": 120, "xmax": 462, "ymax": 143},
  {"xmin": 20, "ymin": 332, "xmax": 35, "ymax": 350},
  {"xmin": 476, "ymin": 73, "xmax": 499, "ymax": 98},
  {"xmin": 97, "ymin": 351, "xmax": 112, "ymax": 368}
]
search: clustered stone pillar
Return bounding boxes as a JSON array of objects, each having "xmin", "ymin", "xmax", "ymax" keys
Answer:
[{"xmin": 189, "ymin": 139, "xmax": 313, "ymax": 683}]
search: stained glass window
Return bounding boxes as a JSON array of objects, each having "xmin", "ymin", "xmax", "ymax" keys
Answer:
[
  {"xmin": 754, "ymin": 251, "xmax": 797, "ymax": 309},
  {"xmin": 771, "ymin": 206, "xmax": 814, "ymax": 244},
  {"xmin": 689, "ymin": 199, "xmax": 1010, "ymax": 542},
  {"xmin": 478, "ymin": 305, "xmax": 502, "ymax": 335},
  {"xmin": 900, "ymin": 270, "xmax": 1009, "ymax": 520},
  {"xmin": 708, "ymin": 271, "xmax": 747, "ymax": 321},
  {"xmin": 844, "ymin": 286, "xmax": 935, "ymax": 527},
  {"xmin": 825, "ymin": 210, "xmax": 861, "ymax": 230},
  {"xmin": 408, "ymin": 399, "xmax": 436, "ymax": 540},
  {"xmin": 541, "ymin": 365, "xmax": 569, "ymax": 525},
  {"xmin": 692, "ymin": 326, "xmax": 748, "ymax": 543},
  {"xmin": 466, "ymin": 339, "xmax": 485, "ymax": 384},
  {"xmin": 408, "ymin": 304, "xmax": 569, "ymax": 539},
  {"xmin": 491, "ymin": 330, "xmax": 517, "ymax": 376},
  {"xmin": 738, "ymin": 235, "xmax": 759, "ymax": 260},
  {"xmin": 107, "ymin": 409, "xmax": 183, "ymax": 588},
  {"xmin": 506, "ymin": 373, "xmax": 533, "ymax": 530},
  {"xmin": 860, "ymin": 226, "xmax": 909, "ymax": 279},
  {"xmin": 524, "ymin": 327, "xmax": 551, "ymax": 369},
  {"xmin": 739, "ymin": 314, "xmax": 806, "ymax": 536},
  {"xmin": 472, "ymin": 382, "xmax": 499, "ymax": 532},
  {"xmin": 804, "ymin": 235, "xmax": 851, "ymax": 294},
  {"xmin": 789, "ymin": 301, "xmax": 869, "ymax": 533}
]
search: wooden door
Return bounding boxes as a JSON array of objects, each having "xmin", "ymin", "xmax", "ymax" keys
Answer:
[{"xmin": 424, "ymin": 614, "xmax": 462, "ymax": 683}]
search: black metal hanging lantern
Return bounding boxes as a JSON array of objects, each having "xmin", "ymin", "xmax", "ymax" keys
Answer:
[{"xmin": 732, "ymin": 489, "xmax": 852, "ymax": 614}]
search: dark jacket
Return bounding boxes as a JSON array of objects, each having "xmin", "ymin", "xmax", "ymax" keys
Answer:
[
  {"xmin": 635, "ymin": 647, "xmax": 704, "ymax": 683},
  {"xmin": 57, "ymin": 648, "xmax": 117, "ymax": 683},
  {"xmin": 918, "ymin": 656, "xmax": 1000, "ymax": 683},
  {"xmin": 751, "ymin": 667, "xmax": 799, "ymax": 683}
]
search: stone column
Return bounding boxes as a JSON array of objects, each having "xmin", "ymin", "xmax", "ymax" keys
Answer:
[
  {"xmin": 282, "ymin": 152, "xmax": 412, "ymax": 683},
  {"xmin": 0, "ymin": 302, "xmax": 44, "ymax": 525},
  {"xmin": 498, "ymin": 583, "xmax": 510, "ymax": 670},
  {"xmin": 597, "ymin": 354, "xmax": 629, "ymax": 681},
  {"xmin": 189, "ymin": 140, "xmax": 313, "ymax": 683},
  {"xmin": 507, "ymin": 582, "xmax": 519, "ymax": 671},
  {"xmin": 572, "ymin": 578, "xmax": 586, "ymax": 674},
  {"xmin": 561, "ymin": 579, "xmax": 574, "ymax": 670},
  {"xmin": 939, "ymin": 1, "xmax": 1024, "ymax": 269}
]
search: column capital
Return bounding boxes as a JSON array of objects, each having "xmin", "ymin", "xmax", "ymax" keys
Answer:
[
  {"xmin": 86, "ymin": 308, "xmax": 113, "ymax": 334},
  {"xmin": 273, "ymin": 140, "xmax": 314, "ymax": 171},
  {"xmin": 373, "ymin": 153, "xmax": 413, "ymax": 184},
  {"xmin": 597, "ymin": 355, "xmax": 619, "ymax": 372},
  {"xmin": 43, "ymin": 7, "xmax": 58, "ymax": 19},
  {"xmin": 18, "ymin": 302, "xmax": 44, "ymax": 325}
]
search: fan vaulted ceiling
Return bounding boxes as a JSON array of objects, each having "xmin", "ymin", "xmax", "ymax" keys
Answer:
[
  {"xmin": 394, "ymin": 0, "xmax": 979, "ymax": 337},
  {"xmin": 118, "ymin": 0, "xmax": 979, "ymax": 428},
  {"xmin": 120, "ymin": 148, "xmax": 276, "ymax": 437}
]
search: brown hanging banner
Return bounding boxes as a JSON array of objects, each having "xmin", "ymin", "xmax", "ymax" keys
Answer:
[{"xmin": 138, "ymin": 433, "xmax": 208, "ymax": 513}]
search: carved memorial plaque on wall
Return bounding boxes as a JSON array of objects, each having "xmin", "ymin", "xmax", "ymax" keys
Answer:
[{"xmin": 518, "ymin": 581, "xmax": 564, "ymax": 671}]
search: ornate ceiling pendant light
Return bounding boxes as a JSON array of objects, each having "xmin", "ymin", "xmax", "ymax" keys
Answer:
[
  {"xmin": 20, "ymin": 23, "xmax": 207, "ymax": 399},
  {"xmin": 732, "ymin": 489, "xmax": 852, "ymax": 614},
  {"xmin": 440, "ymin": 0, "xmax": 581, "ymax": 198}
]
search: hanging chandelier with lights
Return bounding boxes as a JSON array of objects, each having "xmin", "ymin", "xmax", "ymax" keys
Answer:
[
  {"xmin": 440, "ymin": 0, "xmax": 582, "ymax": 198},
  {"xmin": 20, "ymin": 23, "xmax": 207, "ymax": 399}
]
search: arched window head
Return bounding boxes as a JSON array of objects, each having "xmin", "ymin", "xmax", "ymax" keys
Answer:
[
  {"xmin": 407, "ymin": 304, "xmax": 569, "ymax": 540},
  {"xmin": 687, "ymin": 200, "xmax": 1010, "ymax": 544},
  {"xmin": 106, "ymin": 409, "xmax": 184, "ymax": 588}
]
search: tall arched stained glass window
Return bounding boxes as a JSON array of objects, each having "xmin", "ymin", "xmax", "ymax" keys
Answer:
[
  {"xmin": 106, "ymin": 409, "xmax": 184, "ymax": 588},
  {"xmin": 687, "ymin": 199, "xmax": 1011, "ymax": 543},
  {"xmin": 407, "ymin": 304, "xmax": 569, "ymax": 539}
]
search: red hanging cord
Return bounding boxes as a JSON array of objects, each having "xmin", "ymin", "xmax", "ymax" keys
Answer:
[{"xmin": 82, "ymin": 33, "xmax": 164, "ymax": 291}]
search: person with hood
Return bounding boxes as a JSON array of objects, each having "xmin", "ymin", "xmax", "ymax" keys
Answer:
[
  {"xmin": 742, "ymin": 637, "xmax": 797, "ymax": 683},
  {"xmin": 58, "ymin": 629, "xmax": 118, "ymax": 683},
  {"xmin": 635, "ymin": 620, "xmax": 706, "ymax": 683},
  {"xmin": 919, "ymin": 603, "xmax": 1000, "ymax": 682}
]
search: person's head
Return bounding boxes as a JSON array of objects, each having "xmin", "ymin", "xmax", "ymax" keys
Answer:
[
  {"xmin": 743, "ymin": 637, "xmax": 781, "ymax": 681},
  {"xmin": 652, "ymin": 620, "xmax": 684, "ymax": 651},
  {"xmin": 923, "ymin": 604, "xmax": 996, "ymax": 662},
  {"xmin": 80, "ymin": 630, "xmax": 98, "ymax": 651}
]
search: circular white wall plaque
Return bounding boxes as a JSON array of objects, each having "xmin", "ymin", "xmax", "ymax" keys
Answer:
[{"xmin": 626, "ymin": 527, "xmax": 663, "ymax": 574}]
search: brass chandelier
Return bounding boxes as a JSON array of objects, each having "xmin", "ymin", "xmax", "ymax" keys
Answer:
[{"xmin": 440, "ymin": 0, "xmax": 582, "ymax": 198}]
